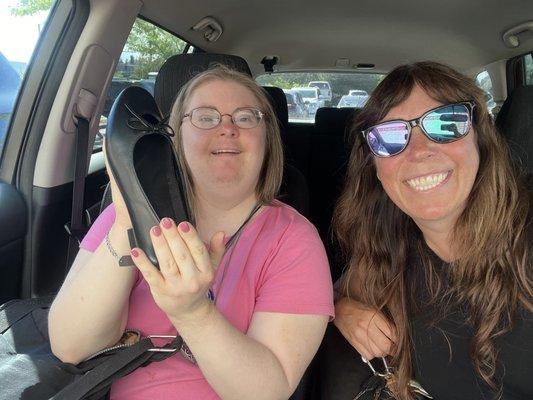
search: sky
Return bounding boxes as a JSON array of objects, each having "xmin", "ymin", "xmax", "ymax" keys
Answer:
[{"xmin": 0, "ymin": 0, "xmax": 50, "ymax": 63}]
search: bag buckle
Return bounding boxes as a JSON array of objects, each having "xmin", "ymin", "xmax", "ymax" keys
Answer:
[
  {"xmin": 361, "ymin": 356, "xmax": 433, "ymax": 398},
  {"xmin": 361, "ymin": 356, "xmax": 391, "ymax": 378},
  {"xmin": 146, "ymin": 334, "xmax": 181, "ymax": 353}
]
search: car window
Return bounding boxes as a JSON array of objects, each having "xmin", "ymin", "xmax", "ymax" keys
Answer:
[
  {"xmin": 475, "ymin": 70, "xmax": 496, "ymax": 116},
  {"xmin": 95, "ymin": 18, "xmax": 191, "ymax": 151},
  {"xmin": 257, "ymin": 72, "xmax": 383, "ymax": 123},
  {"xmin": 0, "ymin": 0, "xmax": 54, "ymax": 158}
]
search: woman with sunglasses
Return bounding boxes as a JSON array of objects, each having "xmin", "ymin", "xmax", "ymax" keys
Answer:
[
  {"xmin": 332, "ymin": 61, "xmax": 532, "ymax": 399},
  {"xmin": 49, "ymin": 66, "xmax": 334, "ymax": 399}
]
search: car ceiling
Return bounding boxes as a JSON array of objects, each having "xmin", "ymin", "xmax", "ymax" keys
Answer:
[{"xmin": 140, "ymin": 0, "xmax": 533, "ymax": 76}]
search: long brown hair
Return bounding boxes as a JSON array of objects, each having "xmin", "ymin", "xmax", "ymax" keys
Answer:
[
  {"xmin": 168, "ymin": 65, "xmax": 284, "ymax": 218},
  {"xmin": 333, "ymin": 61, "xmax": 532, "ymax": 398}
]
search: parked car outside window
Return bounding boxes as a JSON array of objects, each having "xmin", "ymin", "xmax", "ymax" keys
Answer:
[
  {"xmin": 309, "ymin": 81, "xmax": 332, "ymax": 102},
  {"xmin": 283, "ymin": 89, "xmax": 309, "ymax": 121},
  {"xmin": 337, "ymin": 93, "xmax": 368, "ymax": 108},
  {"xmin": 292, "ymin": 86, "xmax": 323, "ymax": 116},
  {"xmin": 348, "ymin": 89, "xmax": 368, "ymax": 97}
]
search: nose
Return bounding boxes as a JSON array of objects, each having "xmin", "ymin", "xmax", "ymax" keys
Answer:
[
  {"xmin": 405, "ymin": 127, "xmax": 437, "ymax": 161},
  {"xmin": 218, "ymin": 114, "xmax": 239, "ymax": 137}
]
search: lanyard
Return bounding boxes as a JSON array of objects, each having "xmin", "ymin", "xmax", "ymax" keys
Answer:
[{"xmin": 209, "ymin": 202, "xmax": 263, "ymax": 304}]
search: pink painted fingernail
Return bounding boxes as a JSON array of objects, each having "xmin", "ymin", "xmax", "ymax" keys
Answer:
[
  {"xmin": 161, "ymin": 218, "xmax": 173, "ymax": 229},
  {"xmin": 178, "ymin": 222, "xmax": 190, "ymax": 233},
  {"xmin": 152, "ymin": 226, "xmax": 162, "ymax": 237},
  {"xmin": 131, "ymin": 249, "xmax": 139, "ymax": 258}
]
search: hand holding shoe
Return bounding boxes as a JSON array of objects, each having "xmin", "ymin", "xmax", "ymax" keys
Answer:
[{"xmin": 130, "ymin": 218, "xmax": 225, "ymax": 325}]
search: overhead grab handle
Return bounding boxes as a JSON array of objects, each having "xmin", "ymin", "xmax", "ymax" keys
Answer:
[
  {"xmin": 192, "ymin": 17, "xmax": 223, "ymax": 42},
  {"xmin": 502, "ymin": 21, "xmax": 533, "ymax": 48}
]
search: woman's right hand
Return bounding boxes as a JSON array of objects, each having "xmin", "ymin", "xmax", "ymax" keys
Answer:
[
  {"xmin": 333, "ymin": 297, "xmax": 397, "ymax": 360},
  {"xmin": 103, "ymin": 139, "xmax": 132, "ymax": 229}
]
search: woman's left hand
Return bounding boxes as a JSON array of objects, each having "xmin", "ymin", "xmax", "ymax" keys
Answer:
[{"xmin": 130, "ymin": 218, "xmax": 226, "ymax": 325}]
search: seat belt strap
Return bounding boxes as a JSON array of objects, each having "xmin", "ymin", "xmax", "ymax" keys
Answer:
[{"xmin": 65, "ymin": 89, "xmax": 97, "ymax": 271}]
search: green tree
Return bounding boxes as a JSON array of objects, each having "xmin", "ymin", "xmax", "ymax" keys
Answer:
[
  {"xmin": 125, "ymin": 19, "xmax": 185, "ymax": 80},
  {"xmin": 10, "ymin": 0, "xmax": 52, "ymax": 16}
]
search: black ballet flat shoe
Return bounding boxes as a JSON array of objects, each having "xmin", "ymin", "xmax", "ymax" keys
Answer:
[{"xmin": 105, "ymin": 86, "xmax": 190, "ymax": 268}]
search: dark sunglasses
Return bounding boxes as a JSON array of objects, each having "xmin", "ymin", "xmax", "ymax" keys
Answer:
[{"xmin": 362, "ymin": 102, "xmax": 475, "ymax": 157}]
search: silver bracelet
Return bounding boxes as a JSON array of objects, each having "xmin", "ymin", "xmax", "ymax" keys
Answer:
[{"xmin": 104, "ymin": 232, "xmax": 134, "ymax": 267}]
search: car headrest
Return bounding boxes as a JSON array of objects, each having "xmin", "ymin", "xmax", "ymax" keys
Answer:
[
  {"xmin": 154, "ymin": 53, "xmax": 252, "ymax": 116},
  {"xmin": 314, "ymin": 107, "xmax": 358, "ymax": 135},
  {"xmin": 495, "ymin": 85, "xmax": 533, "ymax": 174},
  {"xmin": 262, "ymin": 86, "xmax": 289, "ymax": 133}
]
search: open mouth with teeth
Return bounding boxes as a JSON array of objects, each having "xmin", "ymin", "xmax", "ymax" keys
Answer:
[
  {"xmin": 405, "ymin": 170, "xmax": 451, "ymax": 192},
  {"xmin": 211, "ymin": 149, "xmax": 241, "ymax": 155}
]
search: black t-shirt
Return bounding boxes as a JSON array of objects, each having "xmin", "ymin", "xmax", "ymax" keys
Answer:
[{"xmin": 408, "ymin": 243, "xmax": 532, "ymax": 399}]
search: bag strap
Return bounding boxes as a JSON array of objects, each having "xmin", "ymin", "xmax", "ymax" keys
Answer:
[
  {"xmin": 0, "ymin": 296, "xmax": 53, "ymax": 334},
  {"xmin": 52, "ymin": 336, "xmax": 183, "ymax": 400},
  {"xmin": 51, "ymin": 338, "xmax": 153, "ymax": 400}
]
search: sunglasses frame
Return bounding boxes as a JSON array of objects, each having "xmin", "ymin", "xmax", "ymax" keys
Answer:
[
  {"xmin": 182, "ymin": 106, "xmax": 265, "ymax": 130},
  {"xmin": 361, "ymin": 101, "xmax": 475, "ymax": 157}
]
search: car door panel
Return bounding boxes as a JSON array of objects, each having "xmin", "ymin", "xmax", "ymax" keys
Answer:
[{"xmin": 0, "ymin": 182, "xmax": 26, "ymax": 304}]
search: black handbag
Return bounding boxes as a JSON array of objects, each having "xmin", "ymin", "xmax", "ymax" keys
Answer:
[
  {"xmin": 353, "ymin": 357, "xmax": 433, "ymax": 400},
  {"xmin": 0, "ymin": 297, "xmax": 182, "ymax": 400}
]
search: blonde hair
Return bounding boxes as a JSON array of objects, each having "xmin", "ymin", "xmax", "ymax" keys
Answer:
[
  {"xmin": 168, "ymin": 65, "xmax": 284, "ymax": 218},
  {"xmin": 334, "ymin": 61, "xmax": 532, "ymax": 399}
]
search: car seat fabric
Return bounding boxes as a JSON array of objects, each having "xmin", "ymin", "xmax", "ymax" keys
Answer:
[
  {"xmin": 154, "ymin": 53, "xmax": 252, "ymax": 116},
  {"xmin": 310, "ymin": 107, "xmax": 359, "ymax": 282},
  {"xmin": 262, "ymin": 86, "xmax": 310, "ymax": 218},
  {"xmin": 314, "ymin": 107, "xmax": 356, "ymax": 135},
  {"xmin": 495, "ymin": 85, "xmax": 533, "ymax": 175},
  {"xmin": 262, "ymin": 86, "xmax": 289, "ymax": 133}
]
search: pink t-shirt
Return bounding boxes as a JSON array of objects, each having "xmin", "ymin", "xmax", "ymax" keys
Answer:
[{"xmin": 80, "ymin": 200, "xmax": 334, "ymax": 399}]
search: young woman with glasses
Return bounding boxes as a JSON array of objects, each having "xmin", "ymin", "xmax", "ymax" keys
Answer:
[
  {"xmin": 333, "ymin": 61, "xmax": 532, "ymax": 399},
  {"xmin": 49, "ymin": 66, "xmax": 333, "ymax": 399}
]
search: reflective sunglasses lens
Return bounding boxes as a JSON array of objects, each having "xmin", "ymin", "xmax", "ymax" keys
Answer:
[
  {"xmin": 421, "ymin": 104, "xmax": 470, "ymax": 142},
  {"xmin": 367, "ymin": 122, "xmax": 409, "ymax": 156},
  {"xmin": 191, "ymin": 108, "xmax": 220, "ymax": 129},
  {"xmin": 233, "ymin": 108, "xmax": 260, "ymax": 129}
]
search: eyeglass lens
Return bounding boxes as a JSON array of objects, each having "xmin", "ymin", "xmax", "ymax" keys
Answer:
[
  {"xmin": 190, "ymin": 107, "xmax": 261, "ymax": 129},
  {"xmin": 366, "ymin": 103, "xmax": 471, "ymax": 157}
]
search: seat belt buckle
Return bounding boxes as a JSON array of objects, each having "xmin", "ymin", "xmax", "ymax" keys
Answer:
[{"xmin": 64, "ymin": 208, "xmax": 92, "ymax": 243}]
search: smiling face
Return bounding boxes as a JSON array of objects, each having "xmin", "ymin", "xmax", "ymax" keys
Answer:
[
  {"xmin": 180, "ymin": 79, "xmax": 266, "ymax": 204},
  {"xmin": 374, "ymin": 84, "xmax": 480, "ymax": 233}
]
